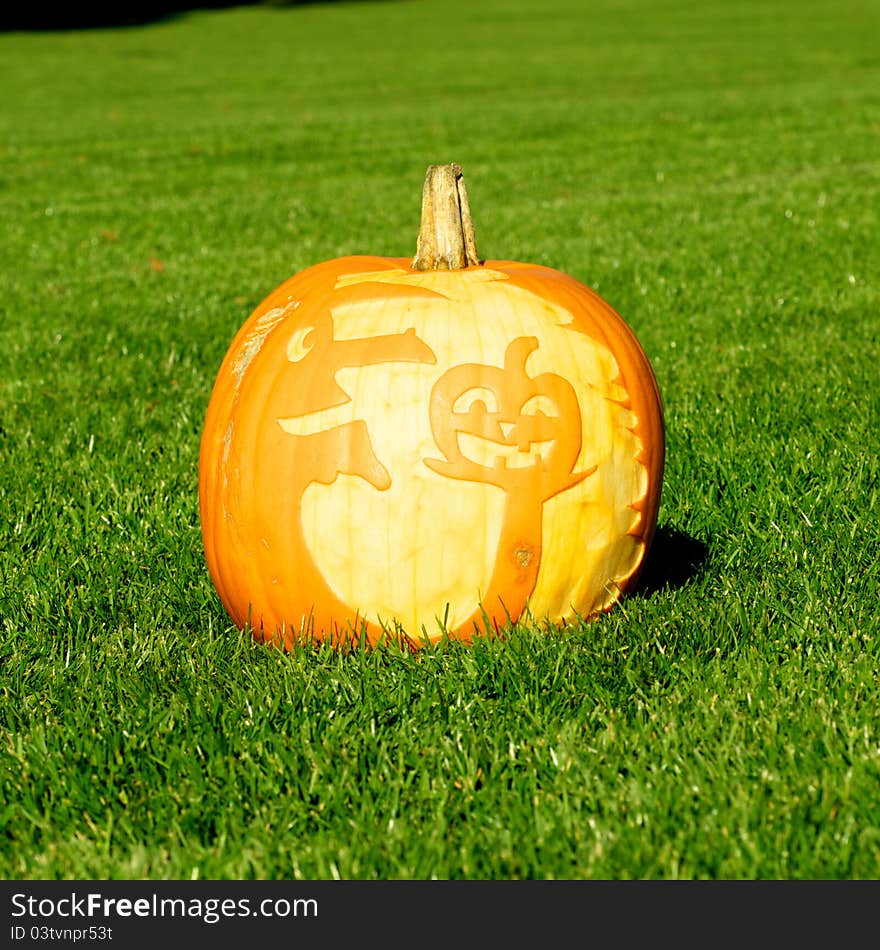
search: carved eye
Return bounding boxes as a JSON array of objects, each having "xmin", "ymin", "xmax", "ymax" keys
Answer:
[
  {"xmin": 286, "ymin": 326, "xmax": 315, "ymax": 363},
  {"xmin": 452, "ymin": 387, "xmax": 499, "ymax": 415},
  {"xmin": 520, "ymin": 394, "xmax": 558, "ymax": 419}
]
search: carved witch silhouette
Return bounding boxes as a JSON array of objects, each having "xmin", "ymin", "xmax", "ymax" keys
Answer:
[{"xmin": 271, "ymin": 280, "xmax": 438, "ymax": 640}]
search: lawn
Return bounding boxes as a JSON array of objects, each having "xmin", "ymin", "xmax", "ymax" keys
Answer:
[{"xmin": 1, "ymin": 0, "xmax": 878, "ymax": 879}]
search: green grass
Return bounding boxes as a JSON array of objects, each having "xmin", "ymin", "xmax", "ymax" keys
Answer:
[{"xmin": 1, "ymin": 0, "xmax": 879, "ymax": 879}]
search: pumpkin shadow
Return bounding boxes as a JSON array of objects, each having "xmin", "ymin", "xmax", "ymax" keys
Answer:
[{"xmin": 631, "ymin": 525, "xmax": 708, "ymax": 597}]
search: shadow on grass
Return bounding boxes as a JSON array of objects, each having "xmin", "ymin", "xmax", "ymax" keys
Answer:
[
  {"xmin": 1, "ymin": 1, "xmax": 404, "ymax": 32},
  {"xmin": 632, "ymin": 525, "xmax": 708, "ymax": 597}
]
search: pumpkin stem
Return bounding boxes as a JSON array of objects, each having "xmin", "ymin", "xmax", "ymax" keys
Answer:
[{"xmin": 412, "ymin": 163, "xmax": 481, "ymax": 271}]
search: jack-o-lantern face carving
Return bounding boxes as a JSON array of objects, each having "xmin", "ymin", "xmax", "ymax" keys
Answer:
[
  {"xmin": 425, "ymin": 336, "xmax": 588, "ymax": 498},
  {"xmin": 423, "ymin": 335, "xmax": 596, "ymax": 628}
]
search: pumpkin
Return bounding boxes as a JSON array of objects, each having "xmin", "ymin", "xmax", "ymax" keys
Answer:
[{"xmin": 198, "ymin": 164, "xmax": 664, "ymax": 649}]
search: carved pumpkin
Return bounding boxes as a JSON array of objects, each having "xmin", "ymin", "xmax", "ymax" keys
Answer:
[{"xmin": 199, "ymin": 164, "xmax": 664, "ymax": 649}]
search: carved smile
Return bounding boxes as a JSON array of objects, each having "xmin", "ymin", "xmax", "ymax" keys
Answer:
[{"xmin": 456, "ymin": 432, "xmax": 555, "ymax": 469}]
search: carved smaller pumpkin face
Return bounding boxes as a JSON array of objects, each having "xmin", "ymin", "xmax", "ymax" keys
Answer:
[{"xmin": 425, "ymin": 336, "xmax": 585, "ymax": 496}]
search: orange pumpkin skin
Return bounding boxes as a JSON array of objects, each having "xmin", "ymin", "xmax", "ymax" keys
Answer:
[{"xmin": 199, "ymin": 254, "xmax": 664, "ymax": 650}]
